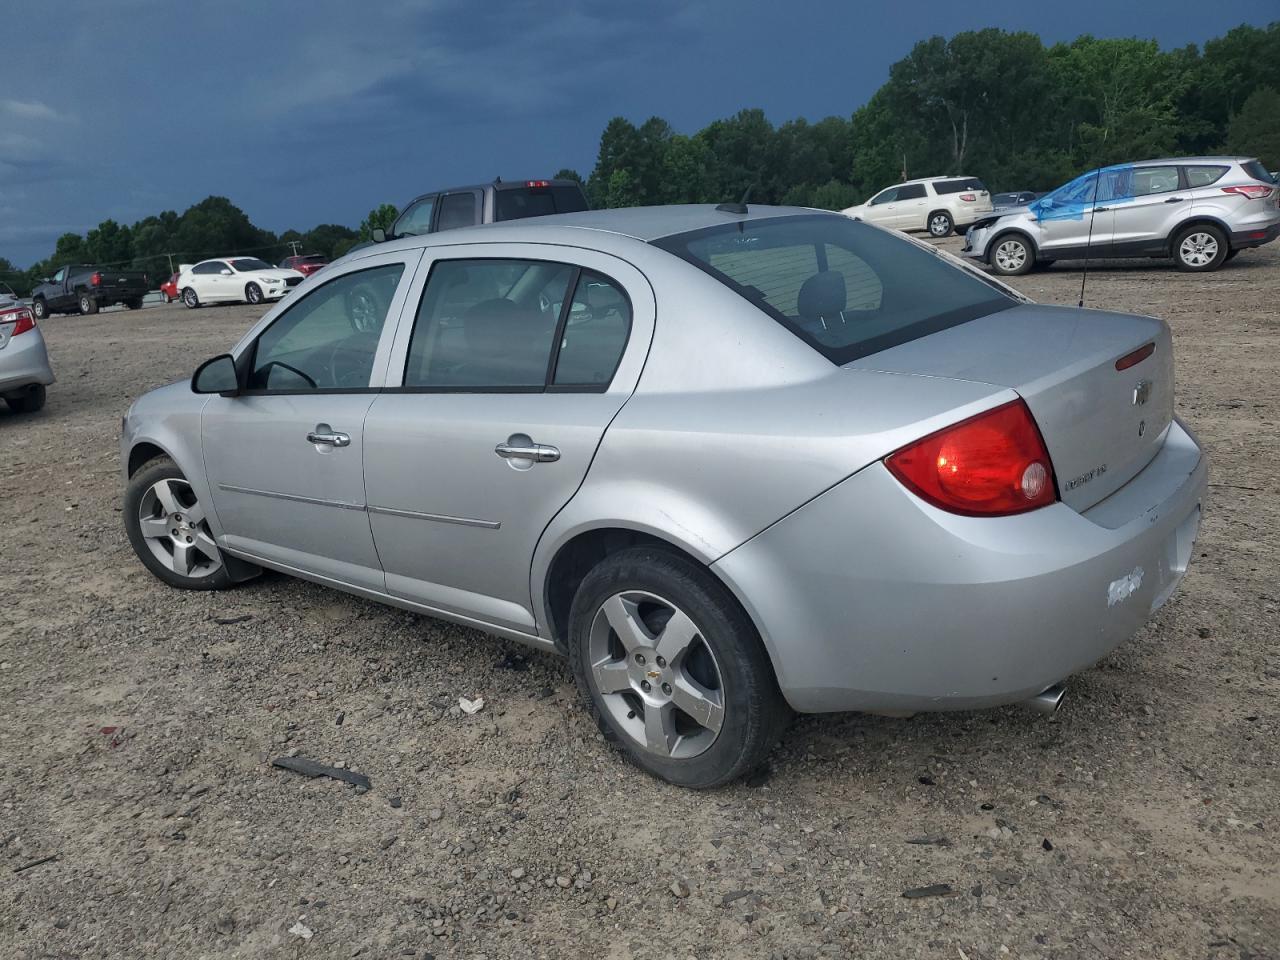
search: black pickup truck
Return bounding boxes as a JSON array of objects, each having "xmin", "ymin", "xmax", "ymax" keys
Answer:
[{"xmin": 31, "ymin": 264, "xmax": 150, "ymax": 318}]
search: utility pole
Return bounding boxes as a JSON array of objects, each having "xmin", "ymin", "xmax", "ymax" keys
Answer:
[
  {"xmin": 165, "ymin": 253, "xmax": 174, "ymax": 275},
  {"xmin": 287, "ymin": 240, "xmax": 303, "ymax": 257}
]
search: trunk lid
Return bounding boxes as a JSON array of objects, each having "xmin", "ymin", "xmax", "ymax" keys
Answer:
[{"xmin": 844, "ymin": 303, "xmax": 1174, "ymax": 512}]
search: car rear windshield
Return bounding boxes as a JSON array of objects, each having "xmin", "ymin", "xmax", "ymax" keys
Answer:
[
  {"xmin": 495, "ymin": 185, "xmax": 588, "ymax": 222},
  {"xmin": 1240, "ymin": 159, "xmax": 1272, "ymax": 183},
  {"xmin": 654, "ymin": 214, "xmax": 1014, "ymax": 364},
  {"xmin": 933, "ymin": 178, "xmax": 986, "ymax": 194}
]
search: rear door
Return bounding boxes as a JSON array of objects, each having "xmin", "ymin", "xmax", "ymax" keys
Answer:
[
  {"xmin": 362, "ymin": 244, "xmax": 654, "ymax": 635},
  {"xmin": 201, "ymin": 250, "xmax": 421, "ymax": 589},
  {"xmin": 1108, "ymin": 165, "xmax": 1184, "ymax": 255}
]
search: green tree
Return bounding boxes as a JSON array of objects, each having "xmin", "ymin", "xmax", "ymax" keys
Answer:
[
  {"xmin": 1228, "ymin": 86, "xmax": 1280, "ymax": 168},
  {"xmin": 357, "ymin": 203, "xmax": 399, "ymax": 242}
]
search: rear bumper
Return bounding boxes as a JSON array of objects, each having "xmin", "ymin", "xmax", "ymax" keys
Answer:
[
  {"xmin": 714, "ymin": 418, "xmax": 1207, "ymax": 714},
  {"xmin": 0, "ymin": 330, "xmax": 56, "ymax": 393},
  {"xmin": 1231, "ymin": 222, "xmax": 1280, "ymax": 249}
]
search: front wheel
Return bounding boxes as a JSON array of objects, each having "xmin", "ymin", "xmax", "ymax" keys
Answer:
[
  {"xmin": 79, "ymin": 293, "xmax": 99, "ymax": 315},
  {"xmin": 123, "ymin": 457, "xmax": 232, "ymax": 590},
  {"xmin": 182, "ymin": 287, "xmax": 200, "ymax": 309},
  {"xmin": 568, "ymin": 547, "xmax": 788, "ymax": 788},
  {"xmin": 245, "ymin": 282, "xmax": 263, "ymax": 305},
  {"xmin": 989, "ymin": 234, "xmax": 1035, "ymax": 275},
  {"xmin": 1173, "ymin": 225, "xmax": 1228, "ymax": 272},
  {"xmin": 927, "ymin": 210, "xmax": 954, "ymax": 238}
]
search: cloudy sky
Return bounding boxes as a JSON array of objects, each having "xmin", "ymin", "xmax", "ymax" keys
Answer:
[{"xmin": 2, "ymin": 0, "xmax": 1275, "ymax": 266}]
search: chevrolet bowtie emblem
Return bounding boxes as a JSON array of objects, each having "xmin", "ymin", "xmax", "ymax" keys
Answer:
[{"xmin": 1132, "ymin": 380, "xmax": 1152, "ymax": 406}]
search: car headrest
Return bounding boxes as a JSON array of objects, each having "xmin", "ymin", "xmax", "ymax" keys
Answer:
[{"xmin": 797, "ymin": 270, "xmax": 847, "ymax": 319}]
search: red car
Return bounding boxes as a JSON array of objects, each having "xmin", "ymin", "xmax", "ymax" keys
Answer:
[
  {"xmin": 280, "ymin": 254, "xmax": 329, "ymax": 277},
  {"xmin": 160, "ymin": 273, "xmax": 180, "ymax": 303}
]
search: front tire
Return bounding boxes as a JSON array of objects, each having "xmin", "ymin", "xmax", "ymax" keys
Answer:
[
  {"xmin": 245, "ymin": 282, "xmax": 263, "ymax": 305},
  {"xmin": 79, "ymin": 293, "xmax": 99, "ymax": 315},
  {"xmin": 568, "ymin": 546, "xmax": 788, "ymax": 788},
  {"xmin": 989, "ymin": 233, "xmax": 1035, "ymax": 275},
  {"xmin": 927, "ymin": 210, "xmax": 954, "ymax": 238},
  {"xmin": 1174, "ymin": 225, "xmax": 1228, "ymax": 272},
  {"xmin": 182, "ymin": 287, "xmax": 200, "ymax": 309},
  {"xmin": 4, "ymin": 383, "xmax": 46, "ymax": 414},
  {"xmin": 31, "ymin": 298, "xmax": 47, "ymax": 320},
  {"xmin": 124, "ymin": 457, "xmax": 232, "ymax": 590}
]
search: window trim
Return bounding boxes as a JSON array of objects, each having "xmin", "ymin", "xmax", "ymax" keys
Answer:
[
  {"xmin": 397, "ymin": 256, "xmax": 633, "ymax": 395},
  {"xmin": 239, "ymin": 261, "xmax": 408, "ymax": 396},
  {"xmin": 1181, "ymin": 164, "xmax": 1230, "ymax": 189}
]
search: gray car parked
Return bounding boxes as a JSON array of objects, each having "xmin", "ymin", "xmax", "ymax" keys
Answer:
[
  {"xmin": 963, "ymin": 157, "xmax": 1280, "ymax": 275},
  {"xmin": 120, "ymin": 206, "xmax": 1206, "ymax": 787},
  {"xmin": 0, "ymin": 286, "xmax": 55, "ymax": 413}
]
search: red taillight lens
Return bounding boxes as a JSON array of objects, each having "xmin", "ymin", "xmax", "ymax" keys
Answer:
[
  {"xmin": 885, "ymin": 399, "xmax": 1057, "ymax": 516},
  {"xmin": 1115, "ymin": 342, "xmax": 1155, "ymax": 371},
  {"xmin": 1223, "ymin": 184, "xmax": 1273, "ymax": 200},
  {"xmin": 960, "ymin": 193, "xmax": 976, "ymax": 201},
  {"xmin": 525, "ymin": 180, "xmax": 551, "ymax": 188},
  {"xmin": 1, "ymin": 306, "xmax": 36, "ymax": 335},
  {"xmin": 90, "ymin": 272, "xmax": 102, "ymax": 286}
]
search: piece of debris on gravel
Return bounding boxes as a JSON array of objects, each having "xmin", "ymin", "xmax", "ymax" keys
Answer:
[{"xmin": 271, "ymin": 756, "xmax": 372, "ymax": 790}]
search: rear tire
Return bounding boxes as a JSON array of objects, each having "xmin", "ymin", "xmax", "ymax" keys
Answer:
[
  {"xmin": 78, "ymin": 293, "xmax": 99, "ymax": 315},
  {"xmin": 182, "ymin": 287, "xmax": 200, "ymax": 309},
  {"xmin": 31, "ymin": 298, "xmax": 47, "ymax": 320},
  {"xmin": 124, "ymin": 457, "xmax": 233, "ymax": 591},
  {"xmin": 125, "ymin": 298, "xmax": 143, "ymax": 310},
  {"xmin": 4, "ymin": 383, "xmax": 46, "ymax": 414},
  {"xmin": 1173, "ymin": 224, "xmax": 1227, "ymax": 272},
  {"xmin": 989, "ymin": 233, "xmax": 1035, "ymax": 276},
  {"xmin": 568, "ymin": 546, "xmax": 789, "ymax": 788},
  {"xmin": 928, "ymin": 210, "xmax": 954, "ymax": 238}
]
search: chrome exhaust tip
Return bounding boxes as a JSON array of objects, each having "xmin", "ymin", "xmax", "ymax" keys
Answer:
[{"xmin": 1023, "ymin": 682, "xmax": 1066, "ymax": 715}]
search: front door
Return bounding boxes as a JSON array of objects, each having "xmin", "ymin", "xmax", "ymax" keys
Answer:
[
  {"xmin": 363, "ymin": 247, "xmax": 651, "ymax": 636},
  {"xmin": 201, "ymin": 252, "xmax": 420, "ymax": 590},
  {"xmin": 892, "ymin": 183, "xmax": 929, "ymax": 230},
  {"xmin": 1030, "ymin": 170, "xmax": 1115, "ymax": 256}
]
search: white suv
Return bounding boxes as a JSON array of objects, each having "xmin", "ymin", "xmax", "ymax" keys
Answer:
[{"xmin": 842, "ymin": 176, "xmax": 994, "ymax": 237}]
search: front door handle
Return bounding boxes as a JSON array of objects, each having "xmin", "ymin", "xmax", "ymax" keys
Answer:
[
  {"xmin": 495, "ymin": 434, "xmax": 560, "ymax": 463},
  {"xmin": 307, "ymin": 423, "xmax": 351, "ymax": 447},
  {"xmin": 1093, "ymin": 206, "xmax": 1111, "ymax": 213},
  {"xmin": 1164, "ymin": 197, "xmax": 1185, "ymax": 203}
]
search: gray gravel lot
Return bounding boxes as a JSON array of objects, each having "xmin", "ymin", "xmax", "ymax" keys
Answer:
[{"xmin": 2, "ymin": 240, "xmax": 1277, "ymax": 959}]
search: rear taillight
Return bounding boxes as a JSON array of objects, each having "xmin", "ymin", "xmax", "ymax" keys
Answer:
[
  {"xmin": 1223, "ymin": 184, "xmax": 1273, "ymax": 200},
  {"xmin": 960, "ymin": 193, "xmax": 976, "ymax": 201},
  {"xmin": 1115, "ymin": 342, "xmax": 1155, "ymax": 371},
  {"xmin": 885, "ymin": 399, "xmax": 1057, "ymax": 517},
  {"xmin": 1, "ymin": 306, "xmax": 36, "ymax": 336},
  {"xmin": 525, "ymin": 180, "xmax": 551, "ymax": 188},
  {"xmin": 90, "ymin": 272, "xmax": 102, "ymax": 286}
]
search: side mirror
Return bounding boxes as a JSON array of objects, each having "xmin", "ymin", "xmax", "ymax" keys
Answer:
[
  {"xmin": 192, "ymin": 354, "xmax": 240, "ymax": 395},
  {"xmin": 371, "ymin": 227, "xmax": 386, "ymax": 243},
  {"xmin": 220, "ymin": 268, "xmax": 233, "ymax": 276}
]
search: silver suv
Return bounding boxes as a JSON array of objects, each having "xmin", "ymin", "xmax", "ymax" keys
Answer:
[{"xmin": 962, "ymin": 157, "xmax": 1280, "ymax": 275}]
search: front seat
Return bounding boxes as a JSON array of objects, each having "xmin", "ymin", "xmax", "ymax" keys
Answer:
[{"xmin": 796, "ymin": 270, "xmax": 848, "ymax": 331}]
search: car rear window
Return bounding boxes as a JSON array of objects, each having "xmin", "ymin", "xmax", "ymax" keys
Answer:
[
  {"xmin": 495, "ymin": 186, "xmax": 588, "ymax": 222},
  {"xmin": 1240, "ymin": 160, "xmax": 1272, "ymax": 183},
  {"xmin": 933, "ymin": 178, "xmax": 986, "ymax": 194},
  {"xmin": 654, "ymin": 214, "xmax": 1014, "ymax": 364}
]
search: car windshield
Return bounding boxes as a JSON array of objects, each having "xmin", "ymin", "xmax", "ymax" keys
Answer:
[
  {"xmin": 653, "ymin": 214, "xmax": 1014, "ymax": 364},
  {"xmin": 230, "ymin": 258, "xmax": 273, "ymax": 272}
]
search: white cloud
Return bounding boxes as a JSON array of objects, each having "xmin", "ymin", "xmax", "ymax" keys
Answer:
[{"xmin": 1, "ymin": 99, "xmax": 67, "ymax": 122}]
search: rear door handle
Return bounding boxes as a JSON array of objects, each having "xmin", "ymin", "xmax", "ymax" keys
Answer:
[
  {"xmin": 1164, "ymin": 197, "xmax": 1185, "ymax": 203},
  {"xmin": 307, "ymin": 423, "xmax": 351, "ymax": 447},
  {"xmin": 495, "ymin": 434, "xmax": 560, "ymax": 463}
]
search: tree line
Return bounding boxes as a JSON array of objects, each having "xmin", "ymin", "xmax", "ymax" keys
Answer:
[{"xmin": 3, "ymin": 22, "xmax": 1276, "ymax": 297}]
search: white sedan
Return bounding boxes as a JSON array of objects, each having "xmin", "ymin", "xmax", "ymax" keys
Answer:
[{"xmin": 178, "ymin": 258, "xmax": 304, "ymax": 309}]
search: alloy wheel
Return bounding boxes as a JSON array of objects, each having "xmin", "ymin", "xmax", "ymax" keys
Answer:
[
  {"xmin": 247, "ymin": 283, "xmax": 262, "ymax": 304},
  {"xmin": 587, "ymin": 590, "xmax": 725, "ymax": 759},
  {"xmin": 930, "ymin": 214, "xmax": 951, "ymax": 237},
  {"xmin": 1179, "ymin": 232, "xmax": 1218, "ymax": 268},
  {"xmin": 994, "ymin": 239, "xmax": 1027, "ymax": 271},
  {"xmin": 136, "ymin": 477, "xmax": 222, "ymax": 578},
  {"xmin": 183, "ymin": 289, "xmax": 198, "ymax": 307}
]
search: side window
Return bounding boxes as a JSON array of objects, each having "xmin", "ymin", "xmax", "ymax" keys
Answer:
[
  {"xmin": 1131, "ymin": 166, "xmax": 1180, "ymax": 196},
  {"xmin": 249, "ymin": 263, "xmax": 405, "ymax": 391},
  {"xmin": 896, "ymin": 184, "xmax": 927, "ymax": 200},
  {"xmin": 404, "ymin": 259, "xmax": 575, "ymax": 389},
  {"xmin": 394, "ymin": 196, "xmax": 436, "ymax": 237},
  {"xmin": 52, "ymin": 267, "xmax": 65, "ymax": 283},
  {"xmin": 869, "ymin": 188, "xmax": 898, "ymax": 206},
  {"xmin": 1185, "ymin": 165, "xmax": 1229, "ymax": 188},
  {"xmin": 552, "ymin": 271, "xmax": 632, "ymax": 387},
  {"xmin": 436, "ymin": 192, "xmax": 479, "ymax": 232},
  {"xmin": 193, "ymin": 262, "xmax": 222, "ymax": 275}
]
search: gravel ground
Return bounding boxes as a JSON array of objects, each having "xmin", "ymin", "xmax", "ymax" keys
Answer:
[{"xmin": 2, "ymin": 241, "xmax": 1277, "ymax": 959}]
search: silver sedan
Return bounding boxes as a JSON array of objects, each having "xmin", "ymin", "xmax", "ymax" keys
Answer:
[
  {"xmin": 0, "ymin": 291, "xmax": 54, "ymax": 413},
  {"xmin": 120, "ymin": 206, "xmax": 1206, "ymax": 787}
]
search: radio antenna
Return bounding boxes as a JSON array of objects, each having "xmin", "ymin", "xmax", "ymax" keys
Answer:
[{"xmin": 1077, "ymin": 167, "xmax": 1103, "ymax": 309}]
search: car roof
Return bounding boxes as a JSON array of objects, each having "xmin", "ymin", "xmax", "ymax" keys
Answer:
[
  {"xmin": 366, "ymin": 204, "xmax": 824, "ymax": 251},
  {"xmin": 403, "ymin": 178, "xmax": 584, "ymax": 203},
  {"xmin": 897, "ymin": 175, "xmax": 982, "ymax": 185},
  {"xmin": 1112, "ymin": 156, "xmax": 1254, "ymax": 166}
]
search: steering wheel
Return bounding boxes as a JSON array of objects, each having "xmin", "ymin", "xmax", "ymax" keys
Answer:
[{"xmin": 325, "ymin": 342, "xmax": 370, "ymax": 388}]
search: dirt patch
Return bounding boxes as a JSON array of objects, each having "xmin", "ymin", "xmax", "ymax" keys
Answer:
[{"xmin": 1, "ymin": 246, "xmax": 1277, "ymax": 958}]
